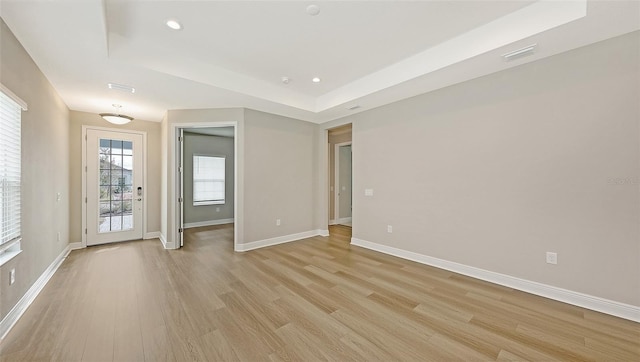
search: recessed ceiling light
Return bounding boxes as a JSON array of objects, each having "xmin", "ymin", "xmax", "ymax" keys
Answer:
[
  {"xmin": 281, "ymin": 76, "xmax": 291, "ymax": 84},
  {"xmin": 306, "ymin": 4, "xmax": 320, "ymax": 16},
  {"xmin": 346, "ymin": 105, "xmax": 361, "ymax": 111},
  {"xmin": 166, "ymin": 19, "xmax": 182, "ymax": 30},
  {"xmin": 312, "ymin": 77, "xmax": 321, "ymax": 83}
]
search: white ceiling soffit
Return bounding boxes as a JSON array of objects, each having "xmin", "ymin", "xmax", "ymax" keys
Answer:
[{"xmin": 1, "ymin": 0, "xmax": 639, "ymax": 124}]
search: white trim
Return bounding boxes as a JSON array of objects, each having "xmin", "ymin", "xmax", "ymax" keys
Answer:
[
  {"xmin": 184, "ymin": 219, "xmax": 234, "ymax": 229},
  {"xmin": 0, "ymin": 238, "xmax": 22, "ymax": 267},
  {"xmin": 329, "ymin": 219, "xmax": 337, "ymax": 225},
  {"xmin": 235, "ymin": 230, "xmax": 323, "ymax": 252},
  {"xmin": 144, "ymin": 231, "xmax": 161, "ymax": 239},
  {"xmin": 0, "ymin": 244, "xmax": 71, "ymax": 342},
  {"xmin": 159, "ymin": 233, "xmax": 175, "ymax": 249},
  {"xmin": 68, "ymin": 242, "xmax": 83, "ymax": 250},
  {"xmin": 336, "ymin": 217, "xmax": 352, "ymax": 225},
  {"xmin": 351, "ymin": 237, "xmax": 640, "ymax": 322},
  {"xmin": 318, "ymin": 229, "xmax": 330, "ymax": 237},
  {"xmin": 0, "ymin": 83, "xmax": 28, "ymax": 111}
]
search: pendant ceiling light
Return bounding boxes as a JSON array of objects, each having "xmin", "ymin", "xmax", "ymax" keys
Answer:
[{"xmin": 100, "ymin": 104, "xmax": 133, "ymax": 125}]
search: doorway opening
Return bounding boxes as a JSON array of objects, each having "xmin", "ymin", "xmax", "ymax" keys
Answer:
[
  {"xmin": 176, "ymin": 126, "xmax": 236, "ymax": 249},
  {"xmin": 328, "ymin": 124, "xmax": 352, "ymax": 234}
]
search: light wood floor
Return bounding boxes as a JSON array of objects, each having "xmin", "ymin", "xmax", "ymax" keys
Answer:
[{"xmin": 0, "ymin": 224, "xmax": 638, "ymax": 361}]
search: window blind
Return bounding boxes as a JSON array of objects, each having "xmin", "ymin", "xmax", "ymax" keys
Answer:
[
  {"xmin": 0, "ymin": 90, "xmax": 21, "ymax": 246},
  {"xmin": 193, "ymin": 155, "xmax": 225, "ymax": 205}
]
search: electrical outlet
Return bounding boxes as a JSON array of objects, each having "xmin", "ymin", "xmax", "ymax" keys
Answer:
[
  {"xmin": 216, "ymin": 207, "xmax": 220, "ymax": 212},
  {"xmin": 276, "ymin": 219, "xmax": 281, "ymax": 226},
  {"xmin": 546, "ymin": 252, "xmax": 558, "ymax": 265},
  {"xmin": 9, "ymin": 268, "xmax": 15, "ymax": 285},
  {"xmin": 57, "ymin": 232, "xmax": 61, "ymax": 242},
  {"xmin": 365, "ymin": 189, "xmax": 374, "ymax": 196},
  {"xmin": 387, "ymin": 225, "xmax": 393, "ymax": 233}
]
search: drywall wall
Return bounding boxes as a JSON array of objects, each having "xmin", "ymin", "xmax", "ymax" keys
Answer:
[
  {"xmin": 243, "ymin": 109, "xmax": 317, "ymax": 242},
  {"xmin": 68, "ymin": 111, "xmax": 162, "ymax": 243},
  {"xmin": 183, "ymin": 132, "xmax": 234, "ymax": 225},
  {"xmin": 0, "ymin": 19, "xmax": 70, "ymax": 320},
  {"xmin": 343, "ymin": 31, "xmax": 640, "ymax": 306}
]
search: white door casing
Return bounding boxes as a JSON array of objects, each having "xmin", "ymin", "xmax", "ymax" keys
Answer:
[{"xmin": 85, "ymin": 129, "xmax": 144, "ymax": 246}]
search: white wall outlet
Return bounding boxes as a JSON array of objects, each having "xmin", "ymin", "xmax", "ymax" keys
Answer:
[
  {"xmin": 387, "ymin": 225, "xmax": 393, "ymax": 233},
  {"xmin": 57, "ymin": 232, "xmax": 61, "ymax": 242},
  {"xmin": 216, "ymin": 207, "xmax": 220, "ymax": 212},
  {"xmin": 276, "ymin": 219, "xmax": 281, "ymax": 226},
  {"xmin": 365, "ymin": 189, "xmax": 374, "ymax": 196},
  {"xmin": 56, "ymin": 192, "xmax": 61, "ymax": 202},
  {"xmin": 546, "ymin": 252, "xmax": 558, "ymax": 265},
  {"xmin": 9, "ymin": 268, "xmax": 15, "ymax": 285}
]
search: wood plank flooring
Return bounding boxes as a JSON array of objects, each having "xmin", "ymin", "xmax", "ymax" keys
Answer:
[{"xmin": 0, "ymin": 224, "xmax": 638, "ymax": 361}]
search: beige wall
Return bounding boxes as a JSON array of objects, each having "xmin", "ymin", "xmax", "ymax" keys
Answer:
[
  {"xmin": 328, "ymin": 129, "xmax": 352, "ymax": 221},
  {"xmin": 68, "ymin": 111, "xmax": 161, "ymax": 243},
  {"xmin": 0, "ymin": 19, "xmax": 70, "ymax": 319},
  {"xmin": 243, "ymin": 109, "xmax": 317, "ymax": 242},
  {"xmin": 339, "ymin": 31, "xmax": 640, "ymax": 306},
  {"xmin": 183, "ymin": 132, "xmax": 234, "ymax": 224}
]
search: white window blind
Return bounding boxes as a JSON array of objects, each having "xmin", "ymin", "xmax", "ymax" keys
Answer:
[
  {"xmin": 193, "ymin": 155, "xmax": 225, "ymax": 205},
  {"xmin": 0, "ymin": 89, "xmax": 22, "ymax": 247}
]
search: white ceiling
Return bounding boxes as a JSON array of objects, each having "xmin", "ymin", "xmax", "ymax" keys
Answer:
[{"xmin": 0, "ymin": 0, "xmax": 638, "ymax": 124}]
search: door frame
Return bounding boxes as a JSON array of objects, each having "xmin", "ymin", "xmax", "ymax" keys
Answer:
[
  {"xmin": 334, "ymin": 141, "xmax": 352, "ymax": 224},
  {"xmin": 172, "ymin": 122, "xmax": 239, "ymax": 251},
  {"xmin": 81, "ymin": 126, "xmax": 148, "ymax": 248}
]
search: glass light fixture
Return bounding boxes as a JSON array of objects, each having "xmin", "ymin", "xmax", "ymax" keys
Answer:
[{"xmin": 100, "ymin": 104, "xmax": 133, "ymax": 125}]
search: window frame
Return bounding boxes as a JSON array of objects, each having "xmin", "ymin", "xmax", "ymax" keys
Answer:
[
  {"xmin": 192, "ymin": 154, "xmax": 226, "ymax": 206},
  {"xmin": 0, "ymin": 84, "xmax": 27, "ymax": 266}
]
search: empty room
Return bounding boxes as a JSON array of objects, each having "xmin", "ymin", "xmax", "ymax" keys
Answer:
[{"xmin": 0, "ymin": 0, "xmax": 638, "ymax": 360}]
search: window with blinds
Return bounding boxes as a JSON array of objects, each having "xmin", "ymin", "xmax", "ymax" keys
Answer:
[
  {"xmin": 193, "ymin": 155, "xmax": 225, "ymax": 206},
  {"xmin": 0, "ymin": 86, "xmax": 24, "ymax": 265}
]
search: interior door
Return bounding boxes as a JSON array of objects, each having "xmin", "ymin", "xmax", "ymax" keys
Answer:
[
  {"xmin": 178, "ymin": 128, "xmax": 184, "ymax": 247},
  {"xmin": 338, "ymin": 144, "xmax": 353, "ymax": 221},
  {"xmin": 86, "ymin": 129, "xmax": 144, "ymax": 246}
]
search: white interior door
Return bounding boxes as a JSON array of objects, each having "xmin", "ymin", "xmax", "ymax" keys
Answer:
[
  {"xmin": 335, "ymin": 142, "xmax": 352, "ymax": 223},
  {"xmin": 178, "ymin": 128, "xmax": 184, "ymax": 247},
  {"xmin": 86, "ymin": 129, "xmax": 144, "ymax": 246}
]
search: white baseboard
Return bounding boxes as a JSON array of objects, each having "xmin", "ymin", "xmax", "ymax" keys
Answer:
[
  {"xmin": 336, "ymin": 217, "xmax": 352, "ymax": 224},
  {"xmin": 68, "ymin": 242, "xmax": 83, "ymax": 250},
  {"xmin": 351, "ymin": 237, "xmax": 640, "ymax": 322},
  {"xmin": 236, "ymin": 230, "xmax": 323, "ymax": 252},
  {"xmin": 0, "ymin": 244, "xmax": 71, "ymax": 342},
  {"xmin": 160, "ymin": 233, "xmax": 176, "ymax": 249},
  {"xmin": 144, "ymin": 231, "xmax": 161, "ymax": 240},
  {"xmin": 318, "ymin": 229, "xmax": 330, "ymax": 237},
  {"xmin": 329, "ymin": 219, "xmax": 337, "ymax": 225},
  {"xmin": 184, "ymin": 219, "xmax": 234, "ymax": 229}
]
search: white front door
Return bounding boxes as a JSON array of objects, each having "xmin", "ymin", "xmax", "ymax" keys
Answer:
[{"xmin": 86, "ymin": 129, "xmax": 144, "ymax": 246}]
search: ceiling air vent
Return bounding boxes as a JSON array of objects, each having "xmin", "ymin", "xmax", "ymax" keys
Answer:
[{"xmin": 502, "ymin": 44, "xmax": 537, "ymax": 61}]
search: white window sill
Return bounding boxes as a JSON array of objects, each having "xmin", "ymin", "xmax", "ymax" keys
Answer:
[
  {"xmin": 194, "ymin": 201, "xmax": 225, "ymax": 206},
  {"xmin": 0, "ymin": 238, "xmax": 22, "ymax": 267}
]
